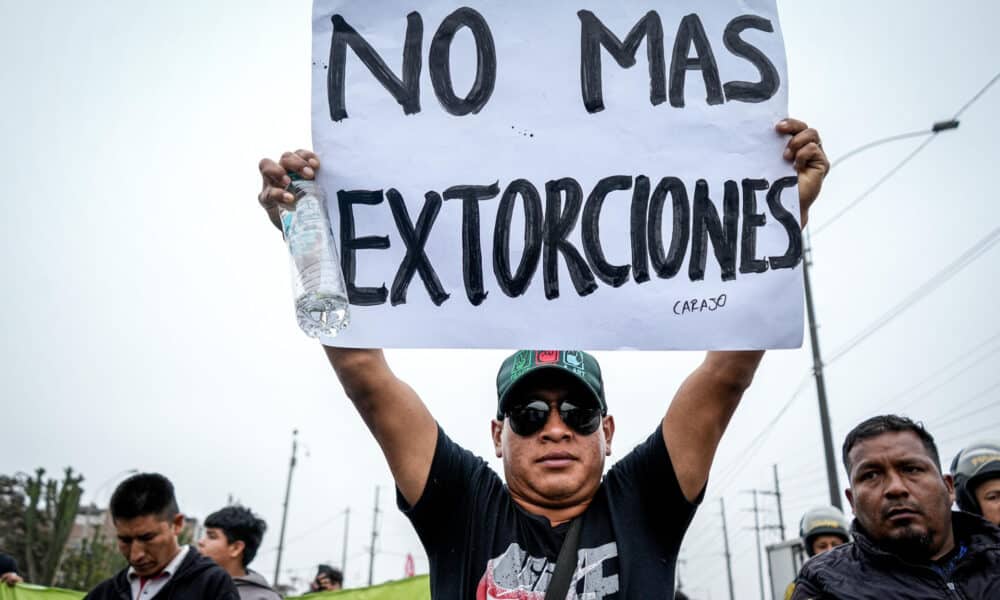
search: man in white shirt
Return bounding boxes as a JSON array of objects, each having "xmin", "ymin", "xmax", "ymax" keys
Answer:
[{"xmin": 84, "ymin": 473, "xmax": 238, "ymax": 600}]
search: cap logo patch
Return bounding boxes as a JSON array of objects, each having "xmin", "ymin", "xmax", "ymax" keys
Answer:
[
  {"xmin": 563, "ymin": 350, "xmax": 587, "ymax": 377},
  {"xmin": 509, "ymin": 350, "xmax": 532, "ymax": 382},
  {"xmin": 536, "ymin": 350, "xmax": 560, "ymax": 364}
]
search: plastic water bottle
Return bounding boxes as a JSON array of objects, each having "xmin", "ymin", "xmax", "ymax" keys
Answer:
[{"xmin": 279, "ymin": 173, "xmax": 350, "ymax": 338}]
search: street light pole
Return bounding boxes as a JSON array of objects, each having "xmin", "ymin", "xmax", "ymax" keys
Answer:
[
  {"xmin": 274, "ymin": 429, "xmax": 299, "ymax": 589},
  {"xmin": 804, "ymin": 119, "xmax": 960, "ymax": 509}
]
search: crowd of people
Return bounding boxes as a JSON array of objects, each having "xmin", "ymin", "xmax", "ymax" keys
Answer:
[
  {"xmin": 2, "ymin": 119, "xmax": 996, "ymax": 599},
  {"xmin": 785, "ymin": 423, "xmax": 1000, "ymax": 599},
  {"xmin": 0, "ymin": 474, "xmax": 342, "ymax": 599}
]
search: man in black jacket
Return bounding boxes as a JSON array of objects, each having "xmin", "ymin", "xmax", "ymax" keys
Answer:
[
  {"xmin": 85, "ymin": 473, "xmax": 238, "ymax": 600},
  {"xmin": 792, "ymin": 415, "xmax": 1000, "ymax": 599}
]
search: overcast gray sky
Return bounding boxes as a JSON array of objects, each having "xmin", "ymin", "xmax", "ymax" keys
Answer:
[{"xmin": 2, "ymin": 1, "xmax": 998, "ymax": 598}]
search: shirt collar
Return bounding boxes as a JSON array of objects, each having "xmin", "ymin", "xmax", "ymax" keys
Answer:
[{"xmin": 127, "ymin": 545, "xmax": 189, "ymax": 581}]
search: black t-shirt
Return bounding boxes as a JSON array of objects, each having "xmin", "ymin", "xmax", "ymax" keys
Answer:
[{"xmin": 398, "ymin": 426, "xmax": 700, "ymax": 599}]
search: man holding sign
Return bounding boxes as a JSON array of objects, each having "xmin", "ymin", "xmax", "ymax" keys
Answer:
[{"xmin": 258, "ymin": 2, "xmax": 828, "ymax": 597}]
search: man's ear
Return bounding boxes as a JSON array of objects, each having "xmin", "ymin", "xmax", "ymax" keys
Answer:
[
  {"xmin": 491, "ymin": 419, "xmax": 504, "ymax": 458},
  {"xmin": 943, "ymin": 473, "xmax": 956, "ymax": 504},
  {"xmin": 230, "ymin": 539, "xmax": 246, "ymax": 560},
  {"xmin": 845, "ymin": 488, "xmax": 855, "ymax": 511},
  {"xmin": 602, "ymin": 415, "xmax": 615, "ymax": 456},
  {"xmin": 172, "ymin": 513, "xmax": 185, "ymax": 534}
]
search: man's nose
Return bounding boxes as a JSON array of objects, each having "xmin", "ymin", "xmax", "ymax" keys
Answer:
[
  {"xmin": 884, "ymin": 470, "xmax": 910, "ymax": 498},
  {"xmin": 540, "ymin": 404, "xmax": 571, "ymax": 440},
  {"xmin": 130, "ymin": 543, "xmax": 146, "ymax": 564}
]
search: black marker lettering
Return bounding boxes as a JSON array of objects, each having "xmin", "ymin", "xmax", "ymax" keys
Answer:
[
  {"xmin": 543, "ymin": 178, "xmax": 597, "ymax": 299},
  {"xmin": 338, "ymin": 190, "xmax": 390, "ymax": 305},
  {"xmin": 630, "ymin": 175, "xmax": 651, "ymax": 284},
  {"xmin": 739, "ymin": 178, "xmax": 769, "ymax": 275},
  {"xmin": 647, "ymin": 177, "xmax": 689, "ymax": 279},
  {"xmin": 766, "ymin": 176, "xmax": 802, "ymax": 269},
  {"xmin": 689, "ymin": 179, "xmax": 739, "ymax": 281},
  {"xmin": 386, "ymin": 189, "xmax": 449, "ymax": 306},
  {"xmin": 669, "ymin": 14, "xmax": 723, "ymax": 108},
  {"xmin": 723, "ymin": 15, "xmax": 780, "ymax": 103},
  {"xmin": 578, "ymin": 10, "xmax": 665, "ymax": 113},
  {"xmin": 328, "ymin": 13, "xmax": 422, "ymax": 121},
  {"xmin": 444, "ymin": 183, "xmax": 500, "ymax": 306},
  {"xmin": 582, "ymin": 175, "xmax": 632, "ymax": 287},
  {"xmin": 429, "ymin": 7, "xmax": 497, "ymax": 116},
  {"xmin": 493, "ymin": 179, "xmax": 543, "ymax": 298}
]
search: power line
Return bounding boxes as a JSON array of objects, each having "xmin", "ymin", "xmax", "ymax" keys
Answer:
[
  {"xmin": 925, "ymin": 385, "xmax": 1000, "ymax": 431},
  {"xmin": 812, "ymin": 69, "xmax": 1000, "ymax": 236},
  {"xmin": 850, "ymin": 331, "xmax": 1000, "ymax": 420},
  {"xmin": 826, "ymin": 225, "xmax": 1000, "ymax": 364},
  {"xmin": 812, "ymin": 135, "xmax": 936, "ymax": 237},
  {"xmin": 830, "ymin": 130, "xmax": 937, "ymax": 169},
  {"xmin": 954, "ymin": 71, "xmax": 1000, "ymax": 118},
  {"xmin": 939, "ymin": 419, "xmax": 1000, "ymax": 446},
  {"xmin": 708, "ymin": 373, "xmax": 812, "ymax": 497}
]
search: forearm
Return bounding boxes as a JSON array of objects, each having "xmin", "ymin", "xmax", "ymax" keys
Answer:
[
  {"xmin": 701, "ymin": 350, "xmax": 764, "ymax": 396},
  {"xmin": 662, "ymin": 350, "xmax": 764, "ymax": 500},
  {"xmin": 324, "ymin": 346, "xmax": 394, "ymax": 403},
  {"xmin": 322, "ymin": 345, "xmax": 437, "ymax": 504}
]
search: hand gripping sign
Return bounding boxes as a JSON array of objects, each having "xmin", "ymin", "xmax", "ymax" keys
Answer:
[{"xmin": 310, "ymin": 0, "xmax": 802, "ymax": 350}]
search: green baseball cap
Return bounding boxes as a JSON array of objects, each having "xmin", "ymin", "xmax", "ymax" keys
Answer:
[{"xmin": 496, "ymin": 350, "xmax": 607, "ymax": 419}]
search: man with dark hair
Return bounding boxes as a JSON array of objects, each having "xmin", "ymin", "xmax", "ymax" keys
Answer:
[
  {"xmin": 792, "ymin": 415, "xmax": 1000, "ymax": 599},
  {"xmin": 309, "ymin": 564, "xmax": 343, "ymax": 592},
  {"xmin": 198, "ymin": 505, "xmax": 281, "ymax": 600},
  {"xmin": 257, "ymin": 119, "xmax": 828, "ymax": 598},
  {"xmin": 85, "ymin": 473, "xmax": 238, "ymax": 600},
  {"xmin": 0, "ymin": 552, "xmax": 22, "ymax": 587}
]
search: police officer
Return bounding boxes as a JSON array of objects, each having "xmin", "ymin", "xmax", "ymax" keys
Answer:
[
  {"xmin": 951, "ymin": 440, "xmax": 1000, "ymax": 526},
  {"xmin": 784, "ymin": 506, "xmax": 851, "ymax": 599},
  {"xmin": 800, "ymin": 506, "xmax": 851, "ymax": 557}
]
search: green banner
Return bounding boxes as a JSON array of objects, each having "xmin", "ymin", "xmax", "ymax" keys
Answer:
[
  {"xmin": 288, "ymin": 576, "xmax": 430, "ymax": 600},
  {"xmin": 0, "ymin": 585, "xmax": 84, "ymax": 600},
  {"xmin": 0, "ymin": 576, "xmax": 430, "ymax": 600}
]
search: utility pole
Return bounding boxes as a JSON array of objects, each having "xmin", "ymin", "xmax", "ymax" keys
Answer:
[
  {"xmin": 745, "ymin": 486, "xmax": 787, "ymax": 600},
  {"xmin": 803, "ymin": 118, "xmax": 960, "ymax": 510},
  {"xmin": 773, "ymin": 464, "xmax": 786, "ymax": 540},
  {"xmin": 745, "ymin": 490, "xmax": 766, "ymax": 600},
  {"xmin": 368, "ymin": 486, "xmax": 381, "ymax": 587},
  {"xmin": 274, "ymin": 429, "xmax": 299, "ymax": 588},
  {"xmin": 341, "ymin": 507, "xmax": 350, "ymax": 585},
  {"xmin": 758, "ymin": 465, "xmax": 787, "ymax": 540},
  {"xmin": 803, "ymin": 251, "xmax": 842, "ymax": 510},
  {"xmin": 719, "ymin": 498, "xmax": 736, "ymax": 600}
]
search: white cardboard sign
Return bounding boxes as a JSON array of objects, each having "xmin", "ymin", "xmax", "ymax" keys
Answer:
[{"xmin": 310, "ymin": 0, "xmax": 803, "ymax": 350}]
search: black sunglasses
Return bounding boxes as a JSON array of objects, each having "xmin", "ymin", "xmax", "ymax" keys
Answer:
[{"xmin": 506, "ymin": 400, "xmax": 603, "ymax": 436}]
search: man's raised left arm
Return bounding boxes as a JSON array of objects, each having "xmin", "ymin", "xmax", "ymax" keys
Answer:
[{"xmin": 663, "ymin": 118, "xmax": 829, "ymax": 501}]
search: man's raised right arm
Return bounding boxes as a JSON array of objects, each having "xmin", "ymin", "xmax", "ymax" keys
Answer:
[{"xmin": 258, "ymin": 150, "xmax": 437, "ymax": 506}]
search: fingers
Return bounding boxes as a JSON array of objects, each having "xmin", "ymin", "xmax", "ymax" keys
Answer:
[
  {"xmin": 259, "ymin": 157, "xmax": 290, "ymax": 188},
  {"xmin": 258, "ymin": 185, "xmax": 294, "ymax": 210},
  {"xmin": 783, "ymin": 127, "xmax": 821, "ymax": 160},
  {"xmin": 795, "ymin": 142, "xmax": 829, "ymax": 176},
  {"xmin": 279, "ymin": 150, "xmax": 320, "ymax": 180},
  {"xmin": 258, "ymin": 149, "xmax": 322, "ymax": 218},
  {"xmin": 258, "ymin": 158, "xmax": 294, "ymax": 209},
  {"xmin": 775, "ymin": 118, "xmax": 808, "ymax": 136}
]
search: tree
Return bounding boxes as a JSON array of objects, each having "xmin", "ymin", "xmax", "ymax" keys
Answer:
[
  {"xmin": 0, "ymin": 468, "xmax": 84, "ymax": 586},
  {"xmin": 55, "ymin": 524, "xmax": 126, "ymax": 591},
  {"xmin": 0, "ymin": 475, "xmax": 31, "ymax": 569}
]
